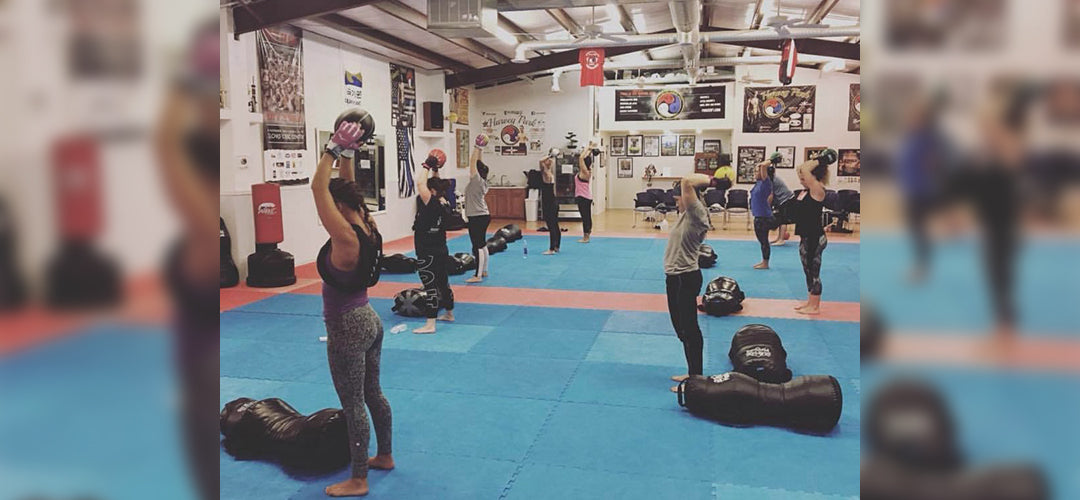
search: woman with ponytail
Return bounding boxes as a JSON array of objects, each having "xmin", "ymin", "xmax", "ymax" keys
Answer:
[{"xmin": 312, "ymin": 117, "xmax": 394, "ymax": 497}]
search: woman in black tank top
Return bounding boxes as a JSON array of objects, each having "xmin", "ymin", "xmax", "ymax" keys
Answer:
[
  {"xmin": 793, "ymin": 149, "xmax": 837, "ymax": 315},
  {"xmin": 413, "ymin": 166, "xmax": 456, "ymax": 334}
]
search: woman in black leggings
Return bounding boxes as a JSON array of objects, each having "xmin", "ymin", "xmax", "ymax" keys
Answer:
[
  {"xmin": 540, "ymin": 151, "xmax": 561, "ymax": 255},
  {"xmin": 575, "ymin": 143, "xmax": 597, "ymax": 243},
  {"xmin": 664, "ymin": 174, "xmax": 713, "ymax": 392},
  {"xmin": 465, "ymin": 138, "xmax": 491, "ymax": 283},
  {"xmin": 793, "ymin": 149, "xmax": 837, "ymax": 315},
  {"xmin": 750, "ymin": 158, "xmax": 776, "ymax": 269},
  {"xmin": 413, "ymin": 153, "xmax": 455, "ymax": 334}
]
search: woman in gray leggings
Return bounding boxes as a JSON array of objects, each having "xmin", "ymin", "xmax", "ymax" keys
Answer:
[{"xmin": 313, "ymin": 118, "xmax": 394, "ymax": 497}]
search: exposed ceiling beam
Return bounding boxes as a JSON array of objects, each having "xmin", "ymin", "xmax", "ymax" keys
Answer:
[
  {"xmin": 232, "ymin": 0, "xmax": 377, "ymax": 38},
  {"xmin": 316, "ymin": 14, "xmax": 472, "ymax": 72},
  {"xmin": 699, "ymin": 25, "xmax": 860, "ymax": 61},
  {"xmin": 807, "ymin": 0, "xmax": 842, "ymax": 24},
  {"xmin": 615, "ymin": 5, "xmax": 652, "ymax": 60},
  {"xmin": 498, "ymin": 15, "xmax": 549, "ymax": 57},
  {"xmin": 371, "ymin": 0, "xmax": 510, "ymax": 65},
  {"xmin": 546, "ymin": 9, "xmax": 581, "ymax": 35},
  {"xmin": 446, "ymin": 43, "xmax": 670, "ymax": 89}
]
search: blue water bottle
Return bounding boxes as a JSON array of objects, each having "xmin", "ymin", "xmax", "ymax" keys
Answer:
[{"xmin": 523, "ymin": 238, "xmax": 528, "ymax": 259}]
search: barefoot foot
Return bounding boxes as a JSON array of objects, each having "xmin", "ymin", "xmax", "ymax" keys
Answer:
[
  {"xmin": 753, "ymin": 262, "xmax": 769, "ymax": 270},
  {"xmin": 437, "ymin": 312, "xmax": 455, "ymax": 322},
  {"xmin": 670, "ymin": 374, "xmax": 689, "ymax": 382},
  {"xmin": 367, "ymin": 455, "xmax": 395, "ymax": 471},
  {"xmin": 796, "ymin": 306, "xmax": 820, "ymax": 315},
  {"xmin": 465, "ymin": 276, "xmax": 483, "ymax": 283},
  {"xmin": 326, "ymin": 478, "xmax": 369, "ymax": 497}
]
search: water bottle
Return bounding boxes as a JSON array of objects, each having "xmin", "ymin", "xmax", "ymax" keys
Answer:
[
  {"xmin": 390, "ymin": 323, "xmax": 407, "ymax": 335},
  {"xmin": 523, "ymin": 238, "xmax": 528, "ymax": 259}
]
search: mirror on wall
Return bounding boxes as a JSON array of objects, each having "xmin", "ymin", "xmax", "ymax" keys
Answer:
[{"xmin": 353, "ymin": 135, "xmax": 386, "ymax": 214}]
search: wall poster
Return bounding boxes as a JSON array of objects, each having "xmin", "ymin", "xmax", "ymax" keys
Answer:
[
  {"xmin": 609, "ymin": 135, "xmax": 626, "ymax": 156},
  {"xmin": 257, "ymin": 26, "xmax": 309, "ymax": 184},
  {"xmin": 451, "ymin": 88, "xmax": 469, "ymax": 125},
  {"xmin": 456, "ymin": 129, "xmax": 470, "ymax": 169},
  {"xmin": 774, "ymin": 146, "xmax": 796, "ymax": 168},
  {"xmin": 804, "ymin": 146, "xmax": 827, "ymax": 163},
  {"xmin": 848, "ymin": 83, "xmax": 860, "ymax": 131},
  {"xmin": 390, "ymin": 63, "xmax": 417, "ymax": 128},
  {"xmin": 344, "ymin": 69, "xmax": 362, "ymax": 107},
  {"xmin": 737, "ymin": 146, "xmax": 766, "ymax": 183},
  {"xmin": 615, "ymin": 86, "xmax": 726, "ymax": 121},
  {"xmin": 643, "ymin": 136, "xmax": 660, "ymax": 156},
  {"xmin": 743, "ymin": 85, "xmax": 816, "ymax": 133},
  {"xmin": 838, "ymin": 148, "xmax": 861, "ymax": 177},
  {"xmin": 478, "ymin": 110, "xmax": 547, "ymax": 156},
  {"xmin": 617, "ymin": 158, "xmax": 633, "ymax": 178},
  {"xmin": 660, "ymin": 135, "xmax": 678, "ymax": 156},
  {"xmin": 678, "ymin": 135, "xmax": 696, "ymax": 156},
  {"xmin": 627, "ymin": 135, "xmax": 643, "ymax": 156}
]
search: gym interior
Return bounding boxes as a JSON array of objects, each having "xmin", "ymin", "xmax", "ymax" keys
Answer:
[{"xmin": 218, "ymin": 1, "xmax": 861, "ymax": 498}]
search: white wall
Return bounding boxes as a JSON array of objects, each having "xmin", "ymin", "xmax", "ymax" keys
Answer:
[{"xmin": 220, "ymin": 27, "xmax": 456, "ymax": 273}]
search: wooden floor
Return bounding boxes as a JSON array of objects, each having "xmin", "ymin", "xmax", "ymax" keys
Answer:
[{"xmin": 490, "ymin": 208, "xmax": 861, "ymax": 242}]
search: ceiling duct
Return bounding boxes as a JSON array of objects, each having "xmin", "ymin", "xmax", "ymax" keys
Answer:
[{"xmin": 427, "ymin": 0, "xmax": 499, "ymax": 38}]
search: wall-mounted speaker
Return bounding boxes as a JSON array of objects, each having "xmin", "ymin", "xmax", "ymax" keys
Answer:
[{"xmin": 423, "ymin": 102, "xmax": 444, "ymax": 132}]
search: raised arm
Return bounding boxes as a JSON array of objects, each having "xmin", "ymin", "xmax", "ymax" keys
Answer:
[
  {"xmin": 417, "ymin": 165, "xmax": 433, "ymax": 204},
  {"xmin": 469, "ymin": 146, "xmax": 480, "ymax": 178},
  {"xmin": 154, "ymin": 89, "xmax": 217, "ymax": 242},
  {"xmin": 796, "ymin": 159, "xmax": 827, "ymax": 201},
  {"xmin": 338, "ymin": 154, "xmax": 355, "ymax": 183},
  {"xmin": 577, "ymin": 152, "xmax": 591, "ymax": 180},
  {"xmin": 312, "ymin": 121, "xmax": 364, "ymax": 244},
  {"xmin": 680, "ymin": 173, "xmax": 712, "ymax": 204}
]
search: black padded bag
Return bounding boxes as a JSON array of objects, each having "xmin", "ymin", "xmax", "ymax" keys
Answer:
[
  {"xmin": 678, "ymin": 372, "xmax": 842, "ymax": 434},
  {"xmin": 698, "ymin": 243, "xmax": 718, "ymax": 268},
  {"xmin": 380, "ymin": 253, "xmax": 418, "ymax": 274},
  {"xmin": 392, "ymin": 288, "xmax": 431, "ymax": 317},
  {"xmin": 728, "ymin": 324, "xmax": 792, "ymax": 383},
  {"xmin": 699, "ymin": 276, "xmax": 745, "ymax": 316},
  {"xmin": 220, "ymin": 397, "xmax": 349, "ymax": 471}
]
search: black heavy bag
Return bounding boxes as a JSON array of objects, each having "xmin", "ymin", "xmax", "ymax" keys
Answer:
[
  {"xmin": 447, "ymin": 252, "xmax": 477, "ymax": 276},
  {"xmin": 380, "ymin": 253, "xmax": 418, "ymax": 274},
  {"xmin": 698, "ymin": 243, "xmax": 717, "ymax": 268},
  {"xmin": 220, "ymin": 218, "xmax": 239, "ymax": 288},
  {"xmin": 862, "ymin": 300, "xmax": 884, "ymax": 360},
  {"xmin": 485, "ymin": 235, "xmax": 508, "ymax": 254},
  {"xmin": 220, "ymin": 398, "xmax": 349, "ymax": 471},
  {"xmin": 861, "ymin": 456, "xmax": 1048, "ymax": 500},
  {"xmin": 392, "ymin": 288, "xmax": 432, "ymax": 317},
  {"xmin": 865, "ymin": 379, "xmax": 962, "ymax": 470},
  {"xmin": 699, "ymin": 276, "xmax": 745, "ymax": 316},
  {"xmin": 677, "ymin": 372, "xmax": 842, "ymax": 433},
  {"xmin": 496, "ymin": 224, "xmax": 523, "ymax": 242},
  {"xmin": 728, "ymin": 324, "xmax": 792, "ymax": 383}
]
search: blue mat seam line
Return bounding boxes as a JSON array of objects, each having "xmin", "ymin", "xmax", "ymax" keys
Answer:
[{"xmin": 497, "ymin": 358, "xmax": 585, "ymax": 500}]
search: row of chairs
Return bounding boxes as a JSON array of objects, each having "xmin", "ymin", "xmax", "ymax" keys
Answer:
[{"xmin": 632, "ymin": 187, "xmax": 860, "ymax": 232}]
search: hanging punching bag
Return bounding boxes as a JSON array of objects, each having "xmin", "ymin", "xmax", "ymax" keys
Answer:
[
  {"xmin": 779, "ymin": 39, "xmax": 797, "ymax": 85},
  {"xmin": 246, "ymin": 183, "xmax": 296, "ymax": 288}
]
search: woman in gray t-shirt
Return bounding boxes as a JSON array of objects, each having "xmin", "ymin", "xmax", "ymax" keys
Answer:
[
  {"xmin": 465, "ymin": 138, "xmax": 491, "ymax": 283},
  {"xmin": 663, "ymin": 174, "xmax": 713, "ymax": 392}
]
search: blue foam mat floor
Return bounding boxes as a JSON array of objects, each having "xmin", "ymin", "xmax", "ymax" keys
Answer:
[
  {"xmin": 380, "ymin": 234, "xmax": 860, "ymax": 302},
  {"xmin": 220, "ymin": 293, "xmax": 861, "ymax": 499}
]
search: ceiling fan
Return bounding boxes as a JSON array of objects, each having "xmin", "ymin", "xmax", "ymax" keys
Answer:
[
  {"xmin": 571, "ymin": 6, "xmax": 628, "ymax": 44},
  {"xmin": 738, "ymin": 73, "xmax": 774, "ymax": 85},
  {"xmin": 762, "ymin": 0, "xmax": 829, "ymax": 35}
]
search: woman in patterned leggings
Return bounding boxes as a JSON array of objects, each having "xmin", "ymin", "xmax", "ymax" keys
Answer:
[
  {"xmin": 792, "ymin": 149, "xmax": 837, "ymax": 315},
  {"xmin": 313, "ymin": 118, "xmax": 393, "ymax": 496}
]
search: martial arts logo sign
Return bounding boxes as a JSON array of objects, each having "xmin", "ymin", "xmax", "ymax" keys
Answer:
[
  {"xmin": 500, "ymin": 124, "xmax": 522, "ymax": 146},
  {"xmin": 744, "ymin": 346, "xmax": 772, "ymax": 358},
  {"xmin": 653, "ymin": 90, "xmax": 685, "ymax": 119},
  {"xmin": 583, "ymin": 50, "xmax": 602, "ymax": 70},
  {"xmin": 763, "ymin": 97, "xmax": 786, "ymax": 119}
]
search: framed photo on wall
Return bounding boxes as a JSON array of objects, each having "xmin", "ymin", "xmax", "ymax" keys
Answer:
[
  {"xmin": 661, "ymin": 134, "xmax": 678, "ymax": 156},
  {"xmin": 617, "ymin": 157, "xmax": 633, "ymax": 178},
  {"xmin": 737, "ymin": 146, "xmax": 766, "ymax": 183},
  {"xmin": 804, "ymin": 146, "xmax": 827, "ymax": 163},
  {"xmin": 838, "ymin": 148, "xmax": 860, "ymax": 176},
  {"xmin": 610, "ymin": 135, "xmax": 627, "ymax": 156},
  {"xmin": 627, "ymin": 135, "xmax": 643, "ymax": 156},
  {"xmin": 456, "ymin": 129, "xmax": 470, "ymax": 168},
  {"xmin": 678, "ymin": 135, "xmax": 695, "ymax": 156},
  {"xmin": 774, "ymin": 146, "xmax": 795, "ymax": 168},
  {"xmin": 643, "ymin": 136, "xmax": 660, "ymax": 156},
  {"xmin": 702, "ymin": 139, "xmax": 722, "ymax": 153}
]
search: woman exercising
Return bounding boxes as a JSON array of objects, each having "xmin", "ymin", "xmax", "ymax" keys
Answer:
[
  {"xmin": 313, "ymin": 117, "xmax": 394, "ymax": 497},
  {"xmin": 465, "ymin": 137, "xmax": 491, "ymax": 283},
  {"xmin": 413, "ymin": 151, "xmax": 455, "ymax": 333},
  {"xmin": 769, "ymin": 163, "xmax": 795, "ymax": 246},
  {"xmin": 665, "ymin": 173, "xmax": 713, "ymax": 392},
  {"xmin": 750, "ymin": 159, "xmax": 775, "ymax": 269},
  {"xmin": 792, "ymin": 149, "xmax": 837, "ymax": 315},
  {"xmin": 539, "ymin": 151, "xmax": 561, "ymax": 254},
  {"xmin": 575, "ymin": 143, "xmax": 596, "ymax": 243}
]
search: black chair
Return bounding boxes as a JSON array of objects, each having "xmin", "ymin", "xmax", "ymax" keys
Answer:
[
  {"xmin": 633, "ymin": 191, "xmax": 658, "ymax": 228},
  {"xmin": 703, "ymin": 188, "xmax": 727, "ymax": 229},
  {"xmin": 838, "ymin": 189, "xmax": 860, "ymax": 232},
  {"xmin": 655, "ymin": 190, "xmax": 678, "ymax": 226},
  {"xmin": 822, "ymin": 189, "xmax": 841, "ymax": 229},
  {"xmin": 724, "ymin": 188, "xmax": 751, "ymax": 230}
]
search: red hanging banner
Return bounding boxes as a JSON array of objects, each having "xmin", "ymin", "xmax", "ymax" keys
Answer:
[{"xmin": 579, "ymin": 48, "xmax": 605, "ymax": 87}]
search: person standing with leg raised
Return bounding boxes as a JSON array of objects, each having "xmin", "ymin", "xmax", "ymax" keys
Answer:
[
  {"xmin": 664, "ymin": 174, "xmax": 713, "ymax": 393},
  {"xmin": 539, "ymin": 150, "xmax": 561, "ymax": 255},
  {"xmin": 413, "ymin": 150, "xmax": 455, "ymax": 333},
  {"xmin": 465, "ymin": 135, "xmax": 491, "ymax": 283}
]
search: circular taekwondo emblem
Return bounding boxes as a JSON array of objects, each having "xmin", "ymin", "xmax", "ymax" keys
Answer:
[
  {"xmin": 763, "ymin": 97, "xmax": 786, "ymax": 118},
  {"xmin": 654, "ymin": 90, "xmax": 684, "ymax": 119},
  {"xmin": 583, "ymin": 50, "xmax": 602, "ymax": 70},
  {"xmin": 500, "ymin": 125, "xmax": 521, "ymax": 145}
]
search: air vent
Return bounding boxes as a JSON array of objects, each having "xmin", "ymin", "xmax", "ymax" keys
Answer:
[{"xmin": 427, "ymin": 0, "xmax": 498, "ymax": 38}]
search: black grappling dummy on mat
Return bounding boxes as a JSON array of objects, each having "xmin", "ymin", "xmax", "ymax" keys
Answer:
[
  {"xmin": 220, "ymin": 398, "xmax": 350, "ymax": 471},
  {"xmin": 677, "ymin": 372, "xmax": 843, "ymax": 434}
]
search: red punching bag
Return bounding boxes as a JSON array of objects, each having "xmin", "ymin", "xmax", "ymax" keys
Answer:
[
  {"xmin": 46, "ymin": 136, "xmax": 121, "ymax": 308},
  {"xmin": 246, "ymin": 183, "xmax": 295, "ymax": 288},
  {"xmin": 251, "ymin": 183, "xmax": 284, "ymax": 244},
  {"xmin": 779, "ymin": 39, "xmax": 797, "ymax": 86}
]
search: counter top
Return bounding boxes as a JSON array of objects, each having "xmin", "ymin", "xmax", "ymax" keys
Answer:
[{"xmin": 488, "ymin": 185, "xmax": 526, "ymax": 189}]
